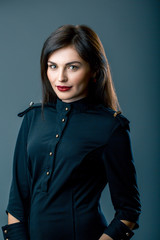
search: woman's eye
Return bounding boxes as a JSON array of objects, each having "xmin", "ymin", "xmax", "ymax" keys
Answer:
[
  {"xmin": 69, "ymin": 65, "xmax": 79, "ymax": 70},
  {"xmin": 48, "ymin": 65, "xmax": 56, "ymax": 69}
]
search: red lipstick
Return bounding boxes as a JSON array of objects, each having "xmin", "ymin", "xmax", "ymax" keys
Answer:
[{"xmin": 57, "ymin": 86, "xmax": 72, "ymax": 92}]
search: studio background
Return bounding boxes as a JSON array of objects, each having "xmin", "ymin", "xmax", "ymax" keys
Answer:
[{"xmin": 0, "ymin": 0, "xmax": 159, "ymax": 239}]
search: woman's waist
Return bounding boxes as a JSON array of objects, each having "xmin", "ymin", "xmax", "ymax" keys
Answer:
[{"xmin": 29, "ymin": 199, "xmax": 108, "ymax": 225}]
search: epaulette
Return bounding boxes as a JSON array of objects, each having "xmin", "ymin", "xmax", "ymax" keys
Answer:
[
  {"xmin": 17, "ymin": 101, "xmax": 42, "ymax": 117},
  {"xmin": 113, "ymin": 110, "xmax": 130, "ymax": 131}
]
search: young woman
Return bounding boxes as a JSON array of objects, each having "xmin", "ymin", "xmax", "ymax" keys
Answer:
[{"xmin": 2, "ymin": 25, "xmax": 141, "ymax": 240}]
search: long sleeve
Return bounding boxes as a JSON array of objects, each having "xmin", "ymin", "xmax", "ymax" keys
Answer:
[
  {"xmin": 1, "ymin": 114, "xmax": 31, "ymax": 239},
  {"xmin": 102, "ymin": 124, "xmax": 141, "ymax": 240}
]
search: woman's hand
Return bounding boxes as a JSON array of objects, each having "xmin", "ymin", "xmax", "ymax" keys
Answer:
[{"xmin": 99, "ymin": 233, "xmax": 113, "ymax": 240}]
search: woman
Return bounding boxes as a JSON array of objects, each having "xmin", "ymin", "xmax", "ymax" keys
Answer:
[{"xmin": 2, "ymin": 25, "xmax": 141, "ymax": 240}]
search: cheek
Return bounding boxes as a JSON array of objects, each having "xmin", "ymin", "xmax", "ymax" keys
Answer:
[{"xmin": 73, "ymin": 71, "xmax": 91, "ymax": 86}]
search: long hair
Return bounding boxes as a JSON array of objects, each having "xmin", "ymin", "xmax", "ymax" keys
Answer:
[{"xmin": 40, "ymin": 24, "xmax": 121, "ymax": 111}]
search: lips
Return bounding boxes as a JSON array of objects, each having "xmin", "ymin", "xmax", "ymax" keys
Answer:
[{"xmin": 57, "ymin": 86, "xmax": 72, "ymax": 92}]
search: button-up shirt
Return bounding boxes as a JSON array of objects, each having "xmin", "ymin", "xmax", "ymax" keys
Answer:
[{"xmin": 2, "ymin": 96, "xmax": 141, "ymax": 240}]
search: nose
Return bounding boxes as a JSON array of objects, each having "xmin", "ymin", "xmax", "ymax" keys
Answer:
[{"xmin": 58, "ymin": 68, "xmax": 67, "ymax": 82}]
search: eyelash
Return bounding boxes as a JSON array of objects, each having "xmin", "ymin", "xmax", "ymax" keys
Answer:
[{"xmin": 48, "ymin": 65, "xmax": 79, "ymax": 71}]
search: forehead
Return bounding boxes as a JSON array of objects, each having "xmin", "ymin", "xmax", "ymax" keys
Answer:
[{"xmin": 48, "ymin": 45, "xmax": 84, "ymax": 63}]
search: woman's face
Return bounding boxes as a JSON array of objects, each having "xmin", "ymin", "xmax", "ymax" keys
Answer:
[{"xmin": 47, "ymin": 45, "xmax": 93, "ymax": 103}]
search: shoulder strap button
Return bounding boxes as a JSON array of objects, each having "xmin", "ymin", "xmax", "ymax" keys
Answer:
[
  {"xmin": 113, "ymin": 111, "xmax": 122, "ymax": 117},
  {"xmin": 29, "ymin": 101, "xmax": 34, "ymax": 107}
]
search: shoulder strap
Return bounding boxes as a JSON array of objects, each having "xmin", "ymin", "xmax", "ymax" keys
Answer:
[
  {"xmin": 17, "ymin": 101, "xmax": 42, "ymax": 117},
  {"xmin": 113, "ymin": 110, "xmax": 130, "ymax": 131},
  {"xmin": 97, "ymin": 106, "xmax": 130, "ymax": 131}
]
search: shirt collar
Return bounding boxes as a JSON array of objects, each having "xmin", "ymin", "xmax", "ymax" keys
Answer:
[{"xmin": 56, "ymin": 96, "xmax": 91, "ymax": 113}]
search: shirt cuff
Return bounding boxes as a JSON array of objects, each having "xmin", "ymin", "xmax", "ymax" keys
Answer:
[
  {"xmin": 103, "ymin": 218, "xmax": 134, "ymax": 240},
  {"xmin": 2, "ymin": 222, "xmax": 29, "ymax": 240}
]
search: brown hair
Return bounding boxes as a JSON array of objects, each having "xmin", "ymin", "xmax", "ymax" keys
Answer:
[{"xmin": 40, "ymin": 24, "xmax": 121, "ymax": 111}]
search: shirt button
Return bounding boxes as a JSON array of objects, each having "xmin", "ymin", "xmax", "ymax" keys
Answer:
[
  {"xmin": 46, "ymin": 171, "xmax": 50, "ymax": 175},
  {"xmin": 126, "ymin": 232, "xmax": 130, "ymax": 236},
  {"xmin": 4, "ymin": 230, "xmax": 7, "ymax": 234},
  {"xmin": 65, "ymin": 107, "xmax": 69, "ymax": 111},
  {"xmin": 62, "ymin": 118, "xmax": 65, "ymax": 122},
  {"xmin": 49, "ymin": 152, "xmax": 53, "ymax": 156},
  {"xmin": 29, "ymin": 101, "xmax": 34, "ymax": 107},
  {"xmin": 56, "ymin": 134, "xmax": 59, "ymax": 138}
]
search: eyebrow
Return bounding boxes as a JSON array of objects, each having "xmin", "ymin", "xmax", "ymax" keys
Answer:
[{"xmin": 47, "ymin": 61, "xmax": 82, "ymax": 66}]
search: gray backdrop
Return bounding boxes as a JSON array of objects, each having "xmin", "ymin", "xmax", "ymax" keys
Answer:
[{"xmin": 0, "ymin": 0, "xmax": 159, "ymax": 239}]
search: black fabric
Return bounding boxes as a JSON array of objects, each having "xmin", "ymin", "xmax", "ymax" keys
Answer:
[
  {"xmin": 2, "ymin": 222, "xmax": 29, "ymax": 240},
  {"xmin": 104, "ymin": 218, "xmax": 134, "ymax": 240},
  {"xmin": 1, "ymin": 96, "xmax": 141, "ymax": 240}
]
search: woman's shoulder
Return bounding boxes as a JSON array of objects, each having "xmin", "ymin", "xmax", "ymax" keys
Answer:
[
  {"xmin": 95, "ymin": 104, "xmax": 130, "ymax": 131},
  {"xmin": 17, "ymin": 101, "xmax": 42, "ymax": 117},
  {"xmin": 17, "ymin": 101, "xmax": 56, "ymax": 117}
]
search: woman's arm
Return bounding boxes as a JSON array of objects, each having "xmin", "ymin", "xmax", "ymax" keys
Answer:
[
  {"xmin": 1, "ymin": 114, "xmax": 31, "ymax": 240},
  {"xmin": 99, "ymin": 220, "xmax": 136, "ymax": 240},
  {"xmin": 120, "ymin": 220, "xmax": 136, "ymax": 230},
  {"xmin": 99, "ymin": 233, "xmax": 113, "ymax": 240},
  {"xmin": 8, "ymin": 213, "xmax": 20, "ymax": 225},
  {"xmin": 100, "ymin": 122, "xmax": 141, "ymax": 240}
]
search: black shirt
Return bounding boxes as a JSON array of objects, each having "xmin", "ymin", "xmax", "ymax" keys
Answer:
[{"xmin": 2, "ymin": 96, "xmax": 141, "ymax": 240}]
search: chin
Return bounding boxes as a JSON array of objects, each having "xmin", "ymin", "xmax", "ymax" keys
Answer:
[
  {"xmin": 56, "ymin": 95, "xmax": 71, "ymax": 101},
  {"xmin": 56, "ymin": 92, "xmax": 75, "ymax": 100}
]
